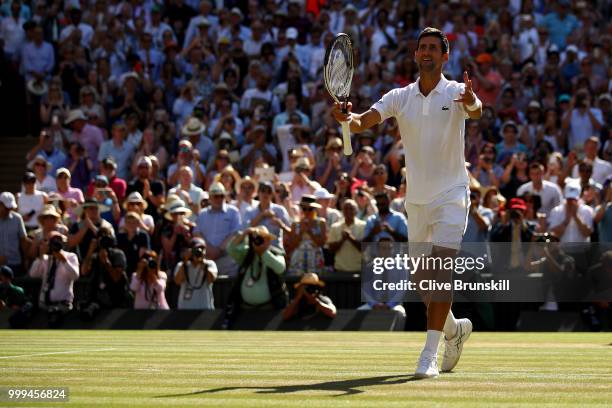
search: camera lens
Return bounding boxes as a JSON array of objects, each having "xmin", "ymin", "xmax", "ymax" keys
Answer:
[
  {"xmin": 251, "ymin": 235, "xmax": 264, "ymax": 246},
  {"xmin": 192, "ymin": 247, "xmax": 204, "ymax": 258},
  {"xmin": 147, "ymin": 258, "xmax": 157, "ymax": 269}
]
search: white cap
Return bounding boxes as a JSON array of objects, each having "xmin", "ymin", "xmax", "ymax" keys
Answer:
[
  {"xmin": 564, "ymin": 182, "xmax": 581, "ymax": 200},
  {"xmin": 566, "ymin": 44, "xmax": 578, "ymax": 54},
  {"xmin": 314, "ymin": 188, "xmax": 334, "ymax": 200},
  {"xmin": 137, "ymin": 156, "xmax": 152, "ymax": 167},
  {"xmin": 286, "ymin": 27, "xmax": 298, "ymax": 40},
  {"xmin": 0, "ymin": 192, "xmax": 17, "ymax": 209}
]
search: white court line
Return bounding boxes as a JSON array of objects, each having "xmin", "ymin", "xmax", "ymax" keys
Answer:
[{"xmin": 0, "ymin": 348, "xmax": 116, "ymax": 359}]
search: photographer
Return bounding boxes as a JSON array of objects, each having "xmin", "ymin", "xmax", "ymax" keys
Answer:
[
  {"xmin": 80, "ymin": 227, "xmax": 131, "ymax": 319},
  {"xmin": 223, "ymin": 226, "xmax": 287, "ymax": 328},
  {"xmin": 283, "ymin": 272, "xmax": 336, "ymax": 321},
  {"xmin": 174, "ymin": 238, "xmax": 217, "ymax": 310},
  {"xmin": 28, "ymin": 231, "xmax": 79, "ymax": 327},
  {"xmin": 130, "ymin": 250, "xmax": 169, "ymax": 310}
]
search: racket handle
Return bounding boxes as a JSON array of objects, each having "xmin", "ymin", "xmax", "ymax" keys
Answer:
[{"xmin": 341, "ymin": 121, "xmax": 352, "ymax": 156}]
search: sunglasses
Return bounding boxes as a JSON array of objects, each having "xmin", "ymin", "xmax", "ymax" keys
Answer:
[{"xmin": 34, "ymin": 162, "xmax": 46, "ymax": 167}]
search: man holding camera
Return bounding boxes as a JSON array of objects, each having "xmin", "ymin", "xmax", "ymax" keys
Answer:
[
  {"xmin": 80, "ymin": 227, "xmax": 131, "ymax": 318},
  {"xmin": 174, "ymin": 237, "xmax": 218, "ymax": 310},
  {"xmin": 68, "ymin": 198, "xmax": 115, "ymax": 260},
  {"xmin": 282, "ymin": 272, "xmax": 336, "ymax": 321},
  {"xmin": 29, "ymin": 231, "xmax": 79, "ymax": 326}
]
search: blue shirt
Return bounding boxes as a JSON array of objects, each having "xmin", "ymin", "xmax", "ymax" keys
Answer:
[
  {"xmin": 542, "ymin": 12, "xmax": 579, "ymax": 49},
  {"xmin": 21, "ymin": 41, "xmax": 54, "ymax": 80},
  {"xmin": 195, "ymin": 203, "xmax": 241, "ymax": 248},
  {"xmin": 463, "ymin": 206, "xmax": 494, "ymax": 243},
  {"xmin": 242, "ymin": 203, "xmax": 290, "ymax": 248},
  {"xmin": 37, "ymin": 148, "xmax": 66, "ymax": 174},
  {"xmin": 598, "ymin": 204, "xmax": 612, "ymax": 243},
  {"xmin": 97, "ymin": 139, "xmax": 135, "ymax": 180},
  {"xmin": 364, "ymin": 210, "xmax": 408, "ymax": 242}
]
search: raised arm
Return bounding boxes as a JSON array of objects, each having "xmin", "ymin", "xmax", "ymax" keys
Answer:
[{"xmin": 331, "ymin": 102, "xmax": 382, "ymax": 134}]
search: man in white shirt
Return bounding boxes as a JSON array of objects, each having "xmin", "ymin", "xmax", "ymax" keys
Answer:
[
  {"xmin": 332, "ymin": 27, "xmax": 482, "ymax": 378},
  {"xmin": 59, "ymin": 7, "xmax": 93, "ymax": 48},
  {"xmin": 571, "ymin": 137, "xmax": 612, "ymax": 185},
  {"xmin": 549, "ymin": 182, "xmax": 593, "ymax": 243},
  {"xmin": 517, "ymin": 162, "xmax": 563, "ymax": 216}
]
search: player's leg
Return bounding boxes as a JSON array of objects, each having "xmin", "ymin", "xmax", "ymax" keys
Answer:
[
  {"xmin": 429, "ymin": 186, "xmax": 473, "ymax": 373},
  {"xmin": 406, "ymin": 202, "xmax": 441, "ymax": 378}
]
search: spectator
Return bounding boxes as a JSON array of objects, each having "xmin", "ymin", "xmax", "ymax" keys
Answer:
[
  {"xmin": 54, "ymin": 168, "xmax": 84, "ymax": 224},
  {"xmin": 120, "ymin": 192, "xmax": 155, "ymax": 235},
  {"xmin": 17, "ymin": 171, "xmax": 47, "ymax": 232},
  {"xmin": 126, "ymin": 156, "xmax": 166, "ymax": 223},
  {"xmin": 130, "ymin": 128, "xmax": 169, "ymax": 176},
  {"xmin": 0, "ymin": 265, "xmax": 31, "ymax": 328},
  {"xmin": 243, "ymin": 181, "xmax": 291, "ymax": 250},
  {"xmin": 67, "ymin": 198, "xmax": 114, "ymax": 260},
  {"xmin": 224, "ymin": 226, "xmax": 287, "ymax": 328},
  {"xmin": 496, "ymin": 121, "xmax": 528, "ymax": 165},
  {"xmin": 232, "ymin": 176, "xmax": 259, "ymax": 220},
  {"xmin": 174, "ymin": 237, "xmax": 218, "ymax": 310},
  {"xmin": 97, "ymin": 122, "xmax": 135, "ymax": 181},
  {"xmin": 327, "ymin": 199, "xmax": 365, "ymax": 274},
  {"xmin": 27, "ymin": 204, "xmax": 68, "ymax": 263},
  {"xmin": 0, "ymin": 192, "xmax": 29, "ymax": 276},
  {"xmin": 93, "ymin": 157, "xmax": 127, "ymax": 202},
  {"xmin": 470, "ymin": 53, "xmax": 503, "ymax": 107},
  {"xmin": 595, "ymin": 182, "xmax": 612, "ymax": 242},
  {"xmin": 167, "ymin": 139, "xmax": 206, "ymax": 187},
  {"xmin": 168, "ymin": 166, "xmax": 207, "ymax": 219},
  {"xmin": 194, "ymin": 182, "xmax": 241, "ymax": 277},
  {"xmin": 315, "ymin": 137, "xmax": 350, "ymax": 192},
  {"xmin": 542, "ymin": 0, "xmax": 579, "ymax": 49},
  {"xmin": 472, "ymin": 143, "xmax": 503, "ymax": 187},
  {"xmin": 517, "ymin": 163, "xmax": 563, "ymax": 216},
  {"xmin": 64, "ymin": 141, "xmax": 93, "ymax": 191},
  {"xmin": 364, "ymin": 192, "xmax": 408, "ymax": 243},
  {"xmin": 181, "ymin": 117, "xmax": 214, "ymax": 167},
  {"xmin": 500, "ymin": 152, "xmax": 530, "ymax": 199},
  {"xmin": 130, "ymin": 250, "xmax": 170, "ymax": 310},
  {"xmin": 116, "ymin": 212, "xmax": 151, "ymax": 276},
  {"xmin": 240, "ymin": 125, "xmax": 278, "ymax": 174},
  {"xmin": 64, "ymin": 109, "xmax": 104, "ymax": 170},
  {"xmin": 562, "ymin": 90, "xmax": 603, "ymax": 150},
  {"xmin": 90, "ymin": 175, "xmax": 121, "ymax": 226},
  {"xmin": 286, "ymin": 195, "xmax": 327, "ymax": 277},
  {"xmin": 283, "ymin": 272, "xmax": 336, "ymax": 321},
  {"xmin": 27, "ymin": 155, "xmax": 55, "ymax": 193},
  {"xmin": 160, "ymin": 198, "xmax": 194, "ymax": 270},
  {"xmin": 26, "ymin": 130, "xmax": 66, "ymax": 173},
  {"xmin": 289, "ymin": 157, "xmax": 319, "ymax": 204},
  {"xmin": 570, "ymin": 137, "xmax": 611, "ymax": 186},
  {"xmin": 80, "ymin": 228, "xmax": 132, "ymax": 319},
  {"xmin": 29, "ymin": 231, "xmax": 79, "ymax": 326},
  {"xmin": 549, "ymin": 182, "xmax": 594, "ymax": 243},
  {"xmin": 463, "ymin": 189, "xmax": 494, "ymax": 243}
]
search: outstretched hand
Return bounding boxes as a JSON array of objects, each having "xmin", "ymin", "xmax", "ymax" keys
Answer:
[{"xmin": 453, "ymin": 71, "xmax": 476, "ymax": 107}]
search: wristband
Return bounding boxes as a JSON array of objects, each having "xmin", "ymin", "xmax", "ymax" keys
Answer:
[{"xmin": 466, "ymin": 99, "xmax": 481, "ymax": 111}]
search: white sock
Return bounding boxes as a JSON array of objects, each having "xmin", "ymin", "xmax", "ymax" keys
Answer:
[
  {"xmin": 423, "ymin": 330, "xmax": 442, "ymax": 356},
  {"xmin": 444, "ymin": 310, "xmax": 458, "ymax": 339}
]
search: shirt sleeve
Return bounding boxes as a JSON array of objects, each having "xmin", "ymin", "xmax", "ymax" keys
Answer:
[
  {"xmin": 327, "ymin": 223, "xmax": 341, "ymax": 244},
  {"xmin": 371, "ymin": 88, "xmax": 402, "ymax": 122},
  {"xmin": 548, "ymin": 206, "xmax": 563, "ymax": 229},
  {"xmin": 261, "ymin": 247, "xmax": 286, "ymax": 275}
]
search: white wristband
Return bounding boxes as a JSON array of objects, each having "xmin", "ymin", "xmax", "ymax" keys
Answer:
[{"xmin": 466, "ymin": 99, "xmax": 481, "ymax": 112}]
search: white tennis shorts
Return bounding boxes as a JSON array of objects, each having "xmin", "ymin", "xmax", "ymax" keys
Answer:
[{"xmin": 404, "ymin": 185, "xmax": 470, "ymax": 250}]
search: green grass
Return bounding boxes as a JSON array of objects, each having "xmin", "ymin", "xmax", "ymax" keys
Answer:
[{"xmin": 1, "ymin": 331, "xmax": 611, "ymax": 407}]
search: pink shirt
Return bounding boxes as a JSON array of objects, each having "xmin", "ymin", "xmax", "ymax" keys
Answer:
[
  {"xmin": 59, "ymin": 187, "xmax": 84, "ymax": 222},
  {"xmin": 29, "ymin": 252, "xmax": 80, "ymax": 307},
  {"xmin": 73, "ymin": 124, "xmax": 104, "ymax": 169},
  {"xmin": 130, "ymin": 272, "xmax": 169, "ymax": 310}
]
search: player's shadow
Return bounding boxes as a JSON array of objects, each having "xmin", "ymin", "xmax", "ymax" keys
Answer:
[{"xmin": 155, "ymin": 374, "xmax": 421, "ymax": 398}]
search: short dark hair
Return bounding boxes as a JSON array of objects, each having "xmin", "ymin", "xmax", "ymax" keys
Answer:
[{"xmin": 417, "ymin": 27, "xmax": 449, "ymax": 54}]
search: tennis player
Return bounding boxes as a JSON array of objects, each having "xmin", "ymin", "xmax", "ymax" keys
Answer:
[{"xmin": 332, "ymin": 27, "xmax": 482, "ymax": 378}]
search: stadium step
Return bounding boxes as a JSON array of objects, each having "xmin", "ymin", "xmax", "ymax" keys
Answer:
[{"xmin": 0, "ymin": 136, "xmax": 37, "ymax": 193}]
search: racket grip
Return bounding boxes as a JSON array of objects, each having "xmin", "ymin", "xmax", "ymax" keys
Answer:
[{"xmin": 341, "ymin": 121, "xmax": 352, "ymax": 156}]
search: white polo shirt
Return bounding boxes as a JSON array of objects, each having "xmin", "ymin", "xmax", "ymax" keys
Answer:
[
  {"xmin": 516, "ymin": 180, "xmax": 563, "ymax": 216},
  {"xmin": 548, "ymin": 201, "xmax": 594, "ymax": 243},
  {"xmin": 372, "ymin": 75, "xmax": 472, "ymax": 204}
]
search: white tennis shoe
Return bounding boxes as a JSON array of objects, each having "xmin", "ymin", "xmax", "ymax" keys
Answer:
[
  {"xmin": 414, "ymin": 352, "xmax": 439, "ymax": 379},
  {"xmin": 441, "ymin": 318, "xmax": 472, "ymax": 372}
]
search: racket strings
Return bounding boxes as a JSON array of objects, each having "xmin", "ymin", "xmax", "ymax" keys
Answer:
[{"xmin": 324, "ymin": 41, "xmax": 353, "ymax": 99}]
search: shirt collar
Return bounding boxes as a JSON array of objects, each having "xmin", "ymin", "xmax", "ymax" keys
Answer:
[{"xmin": 413, "ymin": 74, "xmax": 449, "ymax": 97}]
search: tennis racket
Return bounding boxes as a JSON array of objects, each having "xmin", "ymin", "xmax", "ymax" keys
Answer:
[{"xmin": 324, "ymin": 33, "xmax": 354, "ymax": 156}]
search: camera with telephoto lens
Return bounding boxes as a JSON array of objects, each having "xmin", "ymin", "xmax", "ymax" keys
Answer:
[
  {"xmin": 48, "ymin": 238, "xmax": 64, "ymax": 253},
  {"xmin": 98, "ymin": 235, "xmax": 115, "ymax": 250},
  {"xmin": 192, "ymin": 247, "xmax": 205, "ymax": 258},
  {"xmin": 145, "ymin": 257, "xmax": 157, "ymax": 269},
  {"xmin": 305, "ymin": 285, "xmax": 319, "ymax": 295},
  {"xmin": 250, "ymin": 234, "xmax": 264, "ymax": 246}
]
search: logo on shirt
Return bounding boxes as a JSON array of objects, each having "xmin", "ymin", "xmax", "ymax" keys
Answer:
[{"xmin": 441, "ymin": 106, "xmax": 450, "ymax": 111}]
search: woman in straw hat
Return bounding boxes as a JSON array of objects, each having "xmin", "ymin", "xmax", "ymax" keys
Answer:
[
  {"xmin": 160, "ymin": 198, "xmax": 193, "ymax": 269},
  {"xmin": 213, "ymin": 165, "xmax": 241, "ymax": 202},
  {"xmin": 28, "ymin": 154, "xmax": 56, "ymax": 193},
  {"xmin": 285, "ymin": 195, "xmax": 327, "ymax": 277},
  {"xmin": 119, "ymin": 192, "xmax": 155, "ymax": 235}
]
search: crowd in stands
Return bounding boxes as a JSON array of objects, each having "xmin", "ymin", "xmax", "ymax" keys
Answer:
[{"xmin": 0, "ymin": 0, "xmax": 610, "ymax": 326}]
